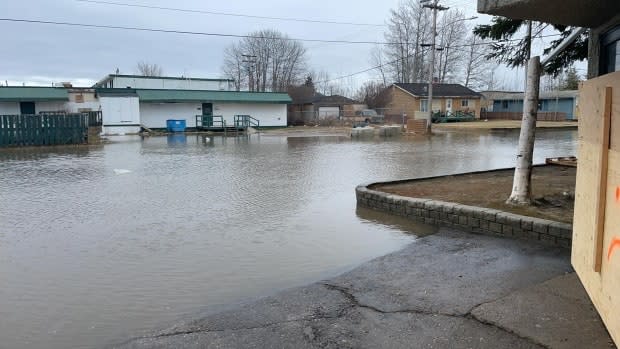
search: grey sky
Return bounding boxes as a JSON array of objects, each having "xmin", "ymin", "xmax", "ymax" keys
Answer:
[{"xmin": 1, "ymin": 0, "xmax": 583, "ymax": 90}]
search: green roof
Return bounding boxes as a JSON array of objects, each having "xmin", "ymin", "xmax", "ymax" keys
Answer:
[
  {"xmin": 135, "ymin": 89, "xmax": 292, "ymax": 104},
  {"xmin": 0, "ymin": 87, "xmax": 69, "ymax": 101}
]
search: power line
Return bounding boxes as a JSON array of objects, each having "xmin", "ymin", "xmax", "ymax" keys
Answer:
[
  {"xmin": 75, "ymin": 0, "xmax": 386, "ymax": 27},
  {"xmin": 0, "ymin": 18, "xmax": 398, "ymax": 45},
  {"xmin": 315, "ymin": 33, "xmax": 564, "ymax": 84},
  {"xmin": 0, "ymin": 17, "xmax": 562, "ymax": 47}
]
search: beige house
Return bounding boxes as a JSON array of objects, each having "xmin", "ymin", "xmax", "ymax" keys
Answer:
[{"xmin": 380, "ymin": 83, "xmax": 483, "ymax": 120}]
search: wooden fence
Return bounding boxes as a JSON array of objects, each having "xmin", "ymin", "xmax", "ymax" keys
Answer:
[
  {"xmin": 481, "ymin": 111, "xmax": 567, "ymax": 121},
  {"xmin": 0, "ymin": 113, "xmax": 91, "ymax": 147}
]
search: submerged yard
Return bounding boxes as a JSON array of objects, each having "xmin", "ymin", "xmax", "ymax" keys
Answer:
[{"xmin": 0, "ymin": 129, "xmax": 577, "ymax": 349}]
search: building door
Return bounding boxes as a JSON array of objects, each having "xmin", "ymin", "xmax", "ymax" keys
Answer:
[
  {"xmin": 20, "ymin": 102, "xmax": 35, "ymax": 115},
  {"xmin": 201, "ymin": 103, "xmax": 213, "ymax": 127},
  {"xmin": 446, "ymin": 99, "xmax": 453, "ymax": 114}
]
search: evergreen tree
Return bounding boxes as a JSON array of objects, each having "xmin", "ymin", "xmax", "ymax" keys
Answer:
[
  {"xmin": 561, "ymin": 66, "xmax": 581, "ymax": 90},
  {"xmin": 473, "ymin": 17, "xmax": 588, "ymax": 76}
]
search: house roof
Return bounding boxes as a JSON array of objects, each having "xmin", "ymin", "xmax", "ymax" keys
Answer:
[
  {"xmin": 394, "ymin": 83, "xmax": 482, "ymax": 98},
  {"xmin": 0, "ymin": 87, "xmax": 69, "ymax": 101},
  {"xmin": 134, "ymin": 89, "xmax": 292, "ymax": 103},
  {"xmin": 481, "ymin": 90, "xmax": 579, "ymax": 100},
  {"xmin": 477, "ymin": 0, "xmax": 620, "ymax": 28},
  {"xmin": 313, "ymin": 94, "xmax": 359, "ymax": 106}
]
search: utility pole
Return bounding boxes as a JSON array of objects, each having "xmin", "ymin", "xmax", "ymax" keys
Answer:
[
  {"xmin": 421, "ymin": 0, "xmax": 448, "ymax": 133},
  {"xmin": 241, "ymin": 54, "xmax": 257, "ymax": 92}
]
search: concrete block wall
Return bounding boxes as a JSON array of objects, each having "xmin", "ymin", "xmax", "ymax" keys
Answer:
[{"xmin": 356, "ymin": 184, "xmax": 572, "ymax": 248}]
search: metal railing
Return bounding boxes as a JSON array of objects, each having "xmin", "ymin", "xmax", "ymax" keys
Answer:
[
  {"xmin": 431, "ymin": 111, "xmax": 476, "ymax": 123},
  {"xmin": 234, "ymin": 115, "xmax": 260, "ymax": 130},
  {"xmin": 195, "ymin": 115, "xmax": 225, "ymax": 129}
]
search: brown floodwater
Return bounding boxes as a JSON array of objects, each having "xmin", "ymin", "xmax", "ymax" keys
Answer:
[{"xmin": 0, "ymin": 129, "xmax": 577, "ymax": 349}]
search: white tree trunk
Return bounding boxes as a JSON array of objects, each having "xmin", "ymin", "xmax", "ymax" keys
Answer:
[{"xmin": 507, "ymin": 56, "xmax": 541, "ymax": 205}]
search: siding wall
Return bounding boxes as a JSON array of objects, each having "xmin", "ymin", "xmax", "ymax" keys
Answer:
[
  {"xmin": 0, "ymin": 102, "xmax": 19, "ymax": 114},
  {"xmin": 215, "ymin": 103, "xmax": 287, "ymax": 127},
  {"xmin": 35, "ymin": 101, "xmax": 67, "ymax": 113},
  {"xmin": 140, "ymin": 102, "xmax": 287, "ymax": 128},
  {"xmin": 140, "ymin": 102, "xmax": 201, "ymax": 128},
  {"xmin": 492, "ymin": 98, "xmax": 576, "ymax": 119},
  {"xmin": 111, "ymin": 77, "xmax": 233, "ymax": 91}
]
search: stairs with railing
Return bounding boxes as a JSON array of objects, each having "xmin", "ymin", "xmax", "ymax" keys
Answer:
[
  {"xmin": 233, "ymin": 115, "xmax": 260, "ymax": 130},
  {"xmin": 195, "ymin": 115, "xmax": 259, "ymax": 134}
]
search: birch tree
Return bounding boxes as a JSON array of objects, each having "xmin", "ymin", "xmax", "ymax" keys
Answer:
[{"xmin": 507, "ymin": 57, "xmax": 541, "ymax": 205}]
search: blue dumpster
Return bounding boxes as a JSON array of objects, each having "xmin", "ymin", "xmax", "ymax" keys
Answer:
[{"xmin": 166, "ymin": 119, "xmax": 186, "ymax": 132}]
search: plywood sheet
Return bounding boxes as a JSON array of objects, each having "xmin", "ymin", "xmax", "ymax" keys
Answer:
[{"xmin": 572, "ymin": 71, "xmax": 620, "ymax": 346}]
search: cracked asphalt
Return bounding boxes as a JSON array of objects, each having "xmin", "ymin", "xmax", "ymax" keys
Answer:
[{"xmin": 112, "ymin": 228, "xmax": 616, "ymax": 349}]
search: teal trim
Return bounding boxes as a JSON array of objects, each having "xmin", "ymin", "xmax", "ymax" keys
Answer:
[{"xmin": 0, "ymin": 87, "xmax": 69, "ymax": 101}]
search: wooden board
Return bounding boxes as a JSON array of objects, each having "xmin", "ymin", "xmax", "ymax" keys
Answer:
[
  {"xmin": 572, "ymin": 71, "xmax": 620, "ymax": 346},
  {"xmin": 545, "ymin": 156, "xmax": 577, "ymax": 167}
]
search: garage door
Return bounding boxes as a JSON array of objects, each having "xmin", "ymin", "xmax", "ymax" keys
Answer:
[{"xmin": 318, "ymin": 107, "xmax": 340, "ymax": 119}]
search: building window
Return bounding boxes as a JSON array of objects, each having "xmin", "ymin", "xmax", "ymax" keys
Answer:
[
  {"xmin": 600, "ymin": 26, "xmax": 620, "ymax": 75},
  {"xmin": 420, "ymin": 99, "xmax": 428, "ymax": 112},
  {"xmin": 501, "ymin": 100, "xmax": 508, "ymax": 109},
  {"xmin": 461, "ymin": 99, "xmax": 469, "ymax": 107}
]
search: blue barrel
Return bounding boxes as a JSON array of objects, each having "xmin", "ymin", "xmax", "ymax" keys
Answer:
[{"xmin": 166, "ymin": 119, "xmax": 186, "ymax": 132}]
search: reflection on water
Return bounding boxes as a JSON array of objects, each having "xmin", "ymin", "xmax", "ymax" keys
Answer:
[{"xmin": 0, "ymin": 130, "xmax": 577, "ymax": 349}]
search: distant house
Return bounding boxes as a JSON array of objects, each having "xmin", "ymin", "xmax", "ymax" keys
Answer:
[
  {"xmin": 380, "ymin": 83, "xmax": 483, "ymax": 120},
  {"xmin": 287, "ymin": 87, "xmax": 365, "ymax": 124},
  {"xmin": 481, "ymin": 90, "xmax": 579, "ymax": 120},
  {"xmin": 0, "ymin": 86, "xmax": 97, "ymax": 115},
  {"xmin": 0, "ymin": 74, "xmax": 292, "ymax": 135}
]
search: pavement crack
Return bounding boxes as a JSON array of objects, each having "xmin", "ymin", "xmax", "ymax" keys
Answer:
[
  {"xmin": 322, "ymin": 283, "xmax": 461, "ymax": 318},
  {"xmin": 115, "ymin": 308, "xmax": 349, "ymax": 347},
  {"xmin": 325, "ymin": 283, "xmax": 551, "ymax": 349},
  {"xmin": 467, "ymin": 312, "xmax": 551, "ymax": 349}
]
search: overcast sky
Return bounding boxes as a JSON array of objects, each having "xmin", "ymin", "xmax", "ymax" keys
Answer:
[{"xmin": 1, "ymin": 0, "xmax": 582, "ymax": 90}]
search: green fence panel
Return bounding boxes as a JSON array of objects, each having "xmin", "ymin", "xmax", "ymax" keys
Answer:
[{"xmin": 0, "ymin": 113, "xmax": 89, "ymax": 147}]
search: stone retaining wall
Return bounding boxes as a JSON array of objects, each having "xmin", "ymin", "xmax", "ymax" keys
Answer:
[{"xmin": 356, "ymin": 182, "xmax": 572, "ymax": 248}]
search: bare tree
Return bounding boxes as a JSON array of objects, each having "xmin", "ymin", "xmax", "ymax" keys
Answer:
[
  {"xmin": 136, "ymin": 61, "xmax": 163, "ymax": 76},
  {"xmin": 436, "ymin": 9, "xmax": 468, "ymax": 83},
  {"xmin": 222, "ymin": 43, "xmax": 245, "ymax": 91},
  {"xmin": 369, "ymin": 47, "xmax": 388, "ymax": 86},
  {"xmin": 354, "ymin": 81, "xmax": 388, "ymax": 109},
  {"xmin": 462, "ymin": 34, "xmax": 492, "ymax": 89},
  {"xmin": 383, "ymin": 0, "xmax": 431, "ymax": 83},
  {"xmin": 221, "ymin": 29, "xmax": 307, "ymax": 92}
]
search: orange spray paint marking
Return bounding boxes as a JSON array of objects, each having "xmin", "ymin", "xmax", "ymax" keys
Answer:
[
  {"xmin": 616, "ymin": 187, "xmax": 620, "ymax": 203},
  {"xmin": 608, "ymin": 238, "xmax": 620, "ymax": 261}
]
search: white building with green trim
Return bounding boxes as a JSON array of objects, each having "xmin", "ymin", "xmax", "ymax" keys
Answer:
[{"xmin": 0, "ymin": 74, "xmax": 292, "ymax": 135}]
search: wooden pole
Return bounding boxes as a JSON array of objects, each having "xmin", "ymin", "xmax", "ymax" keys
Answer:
[{"xmin": 507, "ymin": 56, "xmax": 541, "ymax": 205}]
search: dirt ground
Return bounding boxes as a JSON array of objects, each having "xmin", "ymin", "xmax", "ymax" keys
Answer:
[
  {"xmin": 374, "ymin": 165, "xmax": 576, "ymax": 224},
  {"xmin": 433, "ymin": 120, "xmax": 578, "ymax": 130}
]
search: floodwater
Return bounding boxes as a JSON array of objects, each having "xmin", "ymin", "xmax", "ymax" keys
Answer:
[{"xmin": 0, "ymin": 129, "xmax": 577, "ymax": 349}]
